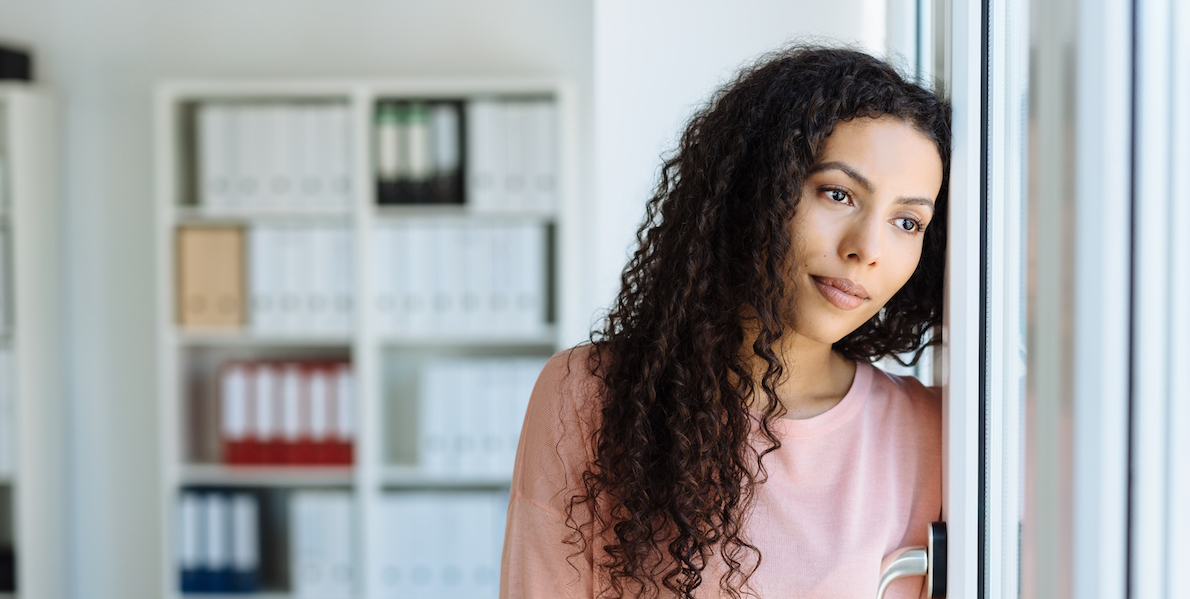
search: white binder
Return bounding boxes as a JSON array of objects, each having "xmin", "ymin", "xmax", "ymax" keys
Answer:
[
  {"xmin": 229, "ymin": 493, "xmax": 259, "ymax": 581},
  {"xmin": 324, "ymin": 105, "xmax": 352, "ymax": 211},
  {"xmin": 503, "ymin": 101, "xmax": 527, "ymax": 212},
  {"xmin": 526, "ymin": 100, "xmax": 558, "ymax": 213},
  {"xmin": 373, "ymin": 223, "xmax": 396, "ymax": 335},
  {"xmin": 466, "ymin": 100, "xmax": 506, "ymax": 212},
  {"xmin": 197, "ymin": 103, "xmax": 237, "ymax": 212}
]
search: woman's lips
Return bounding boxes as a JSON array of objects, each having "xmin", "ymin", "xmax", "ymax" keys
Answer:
[{"xmin": 811, "ymin": 275, "xmax": 868, "ymax": 310}]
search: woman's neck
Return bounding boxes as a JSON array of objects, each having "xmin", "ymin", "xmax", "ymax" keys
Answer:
[{"xmin": 740, "ymin": 327, "xmax": 858, "ymax": 420}]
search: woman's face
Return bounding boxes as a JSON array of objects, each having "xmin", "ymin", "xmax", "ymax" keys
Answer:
[{"xmin": 786, "ymin": 115, "xmax": 944, "ymax": 346}]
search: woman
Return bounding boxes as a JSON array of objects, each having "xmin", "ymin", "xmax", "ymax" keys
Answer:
[{"xmin": 501, "ymin": 46, "xmax": 950, "ymax": 599}]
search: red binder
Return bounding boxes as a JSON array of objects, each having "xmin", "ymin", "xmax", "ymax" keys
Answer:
[{"xmin": 328, "ymin": 363, "xmax": 354, "ymax": 465}]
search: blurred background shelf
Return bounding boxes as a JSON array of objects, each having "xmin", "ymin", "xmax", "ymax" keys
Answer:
[
  {"xmin": 174, "ymin": 331, "xmax": 354, "ymax": 348},
  {"xmin": 380, "ymin": 466, "xmax": 511, "ymax": 490},
  {"xmin": 179, "ymin": 465, "xmax": 355, "ymax": 488},
  {"xmin": 157, "ymin": 78, "xmax": 569, "ymax": 599}
]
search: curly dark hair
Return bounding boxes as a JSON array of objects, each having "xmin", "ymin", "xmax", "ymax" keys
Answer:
[{"xmin": 569, "ymin": 46, "xmax": 952, "ymax": 598}]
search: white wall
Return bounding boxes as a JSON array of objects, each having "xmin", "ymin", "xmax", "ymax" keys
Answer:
[
  {"xmin": 582, "ymin": 0, "xmax": 886, "ymax": 341},
  {"xmin": 0, "ymin": 2, "xmax": 592, "ymax": 597}
]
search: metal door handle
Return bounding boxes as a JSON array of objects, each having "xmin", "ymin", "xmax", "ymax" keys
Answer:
[{"xmin": 876, "ymin": 521, "xmax": 946, "ymax": 599}]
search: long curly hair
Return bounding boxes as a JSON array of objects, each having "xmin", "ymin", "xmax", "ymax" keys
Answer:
[{"xmin": 570, "ymin": 46, "xmax": 952, "ymax": 598}]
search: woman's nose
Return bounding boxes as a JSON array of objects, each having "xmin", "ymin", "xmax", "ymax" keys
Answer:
[{"xmin": 839, "ymin": 215, "xmax": 883, "ymax": 265}]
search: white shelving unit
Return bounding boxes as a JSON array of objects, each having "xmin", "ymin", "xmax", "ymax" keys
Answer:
[
  {"xmin": 155, "ymin": 78, "xmax": 576, "ymax": 599},
  {"xmin": 0, "ymin": 84, "xmax": 67, "ymax": 599}
]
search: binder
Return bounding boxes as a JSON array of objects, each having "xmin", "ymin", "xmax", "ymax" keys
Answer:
[
  {"xmin": 404, "ymin": 493, "xmax": 439, "ymax": 598},
  {"xmin": 235, "ymin": 105, "xmax": 266, "ymax": 211},
  {"xmin": 196, "ymin": 103, "xmax": 237, "ymax": 212},
  {"xmin": 405, "ymin": 221, "xmax": 433, "ymax": 334},
  {"xmin": 375, "ymin": 102, "xmax": 402, "ymax": 205},
  {"xmin": 178, "ymin": 492, "xmax": 203, "ymax": 592},
  {"xmin": 279, "ymin": 362, "xmax": 306, "ymax": 464},
  {"xmin": 324, "ymin": 105, "xmax": 352, "ymax": 211},
  {"xmin": 176, "ymin": 226, "xmax": 246, "ymax": 328},
  {"xmin": 253, "ymin": 363, "xmax": 285, "ymax": 465},
  {"xmin": 229, "ymin": 493, "xmax": 260, "ymax": 592},
  {"xmin": 288, "ymin": 224, "xmax": 315, "ymax": 334},
  {"xmin": 248, "ymin": 225, "xmax": 276, "ymax": 333},
  {"xmin": 330, "ymin": 225, "xmax": 354, "ymax": 334},
  {"xmin": 434, "ymin": 221, "xmax": 464, "ymax": 332},
  {"xmin": 418, "ymin": 361, "xmax": 453, "ymax": 475},
  {"xmin": 437, "ymin": 494, "xmax": 466, "ymax": 599},
  {"xmin": 488, "ymin": 223, "xmax": 515, "ymax": 331},
  {"xmin": 430, "ymin": 102, "xmax": 463, "ymax": 204},
  {"xmin": 390, "ymin": 220, "xmax": 412, "ymax": 334},
  {"xmin": 240, "ymin": 362, "xmax": 264, "ymax": 464},
  {"xmin": 262, "ymin": 104, "xmax": 294, "ymax": 212},
  {"xmin": 324, "ymin": 493, "xmax": 355, "ymax": 599},
  {"xmin": 458, "ymin": 493, "xmax": 499, "ymax": 598},
  {"xmin": 290, "ymin": 491, "xmax": 326, "ymax": 598},
  {"xmin": 291, "ymin": 491, "xmax": 354, "ymax": 599},
  {"xmin": 478, "ymin": 361, "xmax": 504, "ymax": 476},
  {"xmin": 455, "ymin": 362, "xmax": 482, "ymax": 476},
  {"xmin": 465, "ymin": 99, "xmax": 506, "ymax": 212},
  {"xmin": 331, "ymin": 363, "xmax": 355, "ymax": 465},
  {"xmin": 464, "ymin": 224, "xmax": 494, "ymax": 333},
  {"xmin": 406, "ymin": 102, "xmax": 433, "ymax": 204},
  {"xmin": 503, "ymin": 101, "xmax": 527, "ymax": 212},
  {"xmin": 220, "ymin": 362, "xmax": 250, "ymax": 465},
  {"xmin": 273, "ymin": 225, "xmax": 295, "ymax": 335},
  {"xmin": 376, "ymin": 495, "xmax": 404, "ymax": 599},
  {"xmin": 526, "ymin": 100, "xmax": 558, "ymax": 213},
  {"xmin": 373, "ymin": 223, "xmax": 396, "ymax": 334},
  {"xmin": 200, "ymin": 493, "xmax": 231, "ymax": 592},
  {"xmin": 309, "ymin": 226, "xmax": 334, "ymax": 333},
  {"xmin": 453, "ymin": 222, "xmax": 478, "ymax": 331},
  {"xmin": 307, "ymin": 364, "xmax": 332, "ymax": 464},
  {"xmin": 296, "ymin": 104, "xmax": 325, "ymax": 212}
]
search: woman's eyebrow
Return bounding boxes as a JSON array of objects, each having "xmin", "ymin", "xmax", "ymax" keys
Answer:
[
  {"xmin": 808, "ymin": 161, "xmax": 872, "ymax": 191},
  {"xmin": 809, "ymin": 161, "xmax": 936, "ymax": 212},
  {"xmin": 896, "ymin": 197, "xmax": 936, "ymax": 211}
]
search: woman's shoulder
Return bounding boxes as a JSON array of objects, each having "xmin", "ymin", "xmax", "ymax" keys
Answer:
[
  {"xmin": 866, "ymin": 362, "xmax": 942, "ymax": 426},
  {"xmin": 532, "ymin": 344, "xmax": 605, "ymax": 408},
  {"xmin": 521, "ymin": 344, "xmax": 606, "ymax": 450},
  {"xmin": 512, "ymin": 344, "xmax": 606, "ymax": 507}
]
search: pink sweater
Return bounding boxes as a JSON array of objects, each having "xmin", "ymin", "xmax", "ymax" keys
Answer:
[{"xmin": 500, "ymin": 347, "xmax": 942, "ymax": 599}]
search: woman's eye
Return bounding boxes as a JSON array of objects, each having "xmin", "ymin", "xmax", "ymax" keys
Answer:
[
  {"xmin": 826, "ymin": 189, "xmax": 850, "ymax": 204},
  {"xmin": 894, "ymin": 218, "xmax": 922, "ymax": 232}
]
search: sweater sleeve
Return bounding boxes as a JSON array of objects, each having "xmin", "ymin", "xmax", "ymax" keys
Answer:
[{"xmin": 499, "ymin": 348, "xmax": 601, "ymax": 599}]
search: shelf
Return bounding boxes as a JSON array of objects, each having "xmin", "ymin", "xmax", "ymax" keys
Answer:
[
  {"xmin": 157, "ymin": 77, "xmax": 568, "ymax": 599},
  {"xmin": 173, "ymin": 206, "xmax": 353, "ymax": 225},
  {"xmin": 378, "ymin": 329, "xmax": 557, "ymax": 348},
  {"xmin": 373, "ymin": 203, "xmax": 556, "ymax": 221},
  {"xmin": 175, "ymin": 330, "xmax": 353, "ymax": 348},
  {"xmin": 180, "ymin": 464, "xmax": 354, "ymax": 488},
  {"xmin": 381, "ymin": 466, "xmax": 511, "ymax": 489},
  {"xmin": 176, "ymin": 330, "xmax": 557, "ymax": 348}
]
